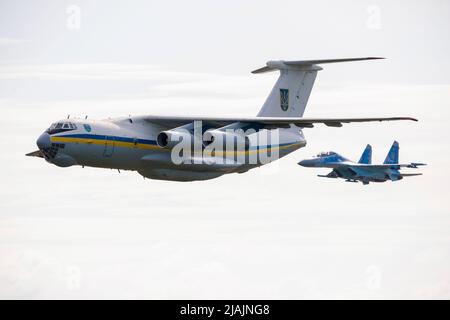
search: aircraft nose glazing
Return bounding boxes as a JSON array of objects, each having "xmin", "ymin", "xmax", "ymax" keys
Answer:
[
  {"xmin": 36, "ymin": 132, "xmax": 51, "ymax": 150},
  {"xmin": 36, "ymin": 132, "xmax": 64, "ymax": 160}
]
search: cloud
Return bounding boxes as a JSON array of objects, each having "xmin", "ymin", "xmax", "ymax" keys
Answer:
[
  {"xmin": 0, "ymin": 63, "xmax": 216, "ymax": 81},
  {"xmin": 0, "ymin": 37, "xmax": 27, "ymax": 46},
  {"xmin": 1, "ymin": 64, "xmax": 450, "ymax": 299},
  {"xmin": 0, "ymin": 63, "xmax": 272, "ymax": 112},
  {"xmin": 0, "ymin": 249, "xmax": 64, "ymax": 299}
]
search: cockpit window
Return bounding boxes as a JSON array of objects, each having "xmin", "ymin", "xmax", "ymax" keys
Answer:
[
  {"xmin": 46, "ymin": 121, "xmax": 77, "ymax": 134},
  {"xmin": 317, "ymin": 151, "xmax": 337, "ymax": 157}
]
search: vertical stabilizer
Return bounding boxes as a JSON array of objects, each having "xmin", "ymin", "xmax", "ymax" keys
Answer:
[
  {"xmin": 252, "ymin": 58, "xmax": 384, "ymax": 118},
  {"xmin": 255, "ymin": 65, "xmax": 319, "ymax": 117},
  {"xmin": 384, "ymin": 141, "xmax": 399, "ymax": 164},
  {"xmin": 358, "ymin": 144, "xmax": 372, "ymax": 164}
]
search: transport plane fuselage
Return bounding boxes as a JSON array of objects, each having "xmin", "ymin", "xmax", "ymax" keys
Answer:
[{"xmin": 32, "ymin": 116, "xmax": 306, "ymax": 181}]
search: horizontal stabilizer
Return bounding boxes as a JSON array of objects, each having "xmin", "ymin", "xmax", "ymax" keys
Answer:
[
  {"xmin": 408, "ymin": 162, "xmax": 427, "ymax": 168},
  {"xmin": 252, "ymin": 57, "xmax": 384, "ymax": 74},
  {"xmin": 401, "ymin": 173, "xmax": 423, "ymax": 177}
]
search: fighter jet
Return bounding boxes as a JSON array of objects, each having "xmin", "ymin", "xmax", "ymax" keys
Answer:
[
  {"xmin": 27, "ymin": 57, "xmax": 417, "ymax": 182},
  {"xmin": 298, "ymin": 141, "xmax": 426, "ymax": 185}
]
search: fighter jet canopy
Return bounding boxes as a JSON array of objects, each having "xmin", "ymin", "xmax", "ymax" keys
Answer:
[{"xmin": 316, "ymin": 151, "xmax": 337, "ymax": 157}]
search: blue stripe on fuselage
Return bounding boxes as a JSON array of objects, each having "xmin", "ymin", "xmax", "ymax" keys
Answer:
[{"xmin": 55, "ymin": 133, "xmax": 301, "ymax": 150}]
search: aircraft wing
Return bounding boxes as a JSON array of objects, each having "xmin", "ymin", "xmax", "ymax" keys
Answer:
[
  {"xmin": 140, "ymin": 115, "xmax": 417, "ymax": 129},
  {"xmin": 345, "ymin": 163, "xmax": 426, "ymax": 170}
]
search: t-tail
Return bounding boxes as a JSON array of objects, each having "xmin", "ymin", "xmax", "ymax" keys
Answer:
[
  {"xmin": 358, "ymin": 144, "xmax": 372, "ymax": 164},
  {"xmin": 384, "ymin": 141, "xmax": 399, "ymax": 164},
  {"xmin": 253, "ymin": 57, "xmax": 384, "ymax": 118}
]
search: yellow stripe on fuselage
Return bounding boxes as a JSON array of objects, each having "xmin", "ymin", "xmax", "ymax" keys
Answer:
[
  {"xmin": 51, "ymin": 136, "xmax": 161, "ymax": 150},
  {"xmin": 50, "ymin": 136, "xmax": 303, "ymax": 155}
]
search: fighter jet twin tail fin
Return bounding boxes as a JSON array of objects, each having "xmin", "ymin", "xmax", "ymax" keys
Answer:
[{"xmin": 358, "ymin": 144, "xmax": 372, "ymax": 164}]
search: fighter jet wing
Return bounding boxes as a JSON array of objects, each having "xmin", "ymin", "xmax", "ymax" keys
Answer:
[
  {"xmin": 346, "ymin": 163, "xmax": 426, "ymax": 170},
  {"xmin": 139, "ymin": 115, "xmax": 417, "ymax": 129},
  {"xmin": 318, "ymin": 170, "xmax": 339, "ymax": 178}
]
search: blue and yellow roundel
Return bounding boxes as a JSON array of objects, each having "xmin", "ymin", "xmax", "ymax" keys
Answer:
[{"xmin": 83, "ymin": 124, "xmax": 92, "ymax": 132}]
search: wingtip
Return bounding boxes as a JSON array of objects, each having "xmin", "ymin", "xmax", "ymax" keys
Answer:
[{"xmin": 402, "ymin": 117, "xmax": 418, "ymax": 122}]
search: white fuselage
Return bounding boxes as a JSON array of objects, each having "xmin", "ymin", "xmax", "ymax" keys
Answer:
[{"xmin": 37, "ymin": 117, "xmax": 306, "ymax": 181}]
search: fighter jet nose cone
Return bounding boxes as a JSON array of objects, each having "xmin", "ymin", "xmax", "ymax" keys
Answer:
[
  {"xmin": 298, "ymin": 160, "xmax": 305, "ymax": 166},
  {"xmin": 36, "ymin": 132, "xmax": 51, "ymax": 150},
  {"xmin": 298, "ymin": 159, "xmax": 312, "ymax": 167}
]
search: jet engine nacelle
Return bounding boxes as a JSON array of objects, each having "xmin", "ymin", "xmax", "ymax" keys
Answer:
[
  {"xmin": 388, "ymin": 173, "xmax": 403, "ymax": 181},
  {"xmin": 156, "ymin": 129, "xmax": 194, "ymax": 149},
  {"xmin": 203, "ymin": 129, "xmax": 250, "ymax": 150}
]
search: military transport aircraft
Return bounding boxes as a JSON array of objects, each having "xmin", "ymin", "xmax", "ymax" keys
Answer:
[
  {"xmin": 298, "ymin": 141, "xmax": 426, "ymax": 185},
  {"xmin": 27, "ymin": 57, "xmax": 417, "ymax": 181}
]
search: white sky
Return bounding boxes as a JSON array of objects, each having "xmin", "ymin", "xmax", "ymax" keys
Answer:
[{"xmin": 0, "ymin": 0, "xmax": 449, "ymax": 299}]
